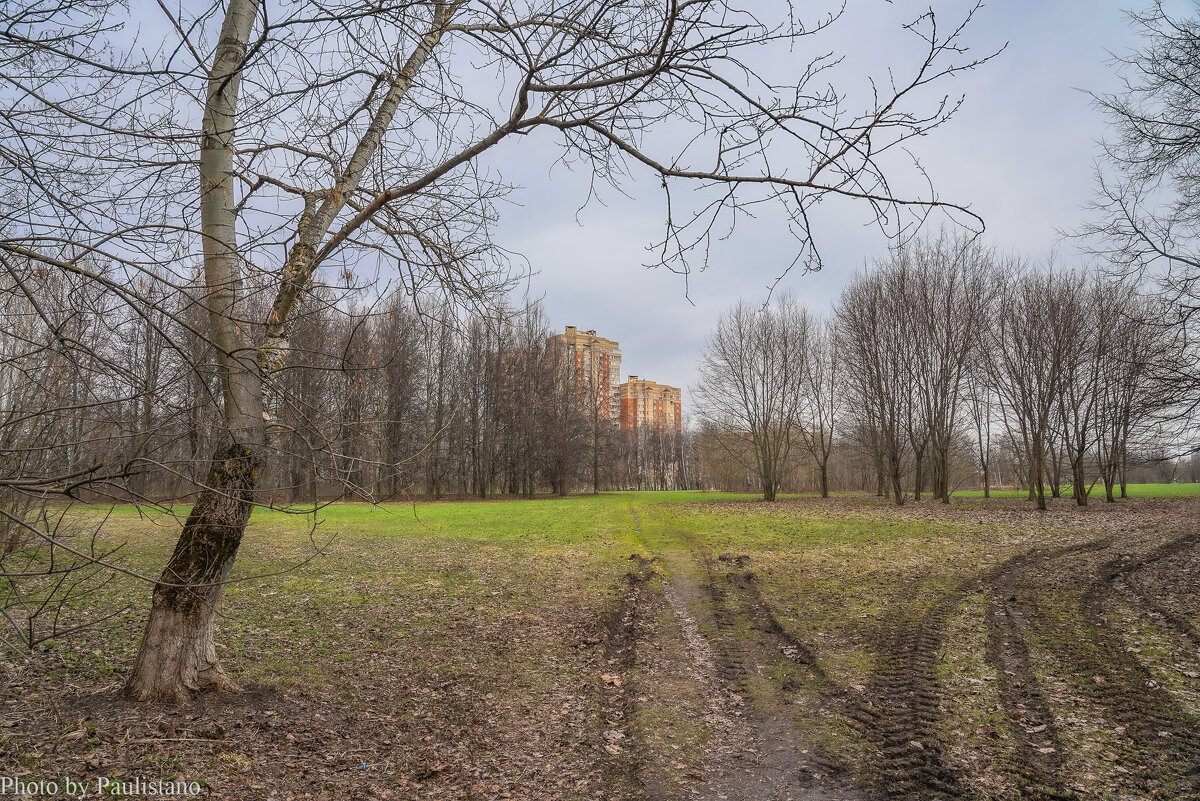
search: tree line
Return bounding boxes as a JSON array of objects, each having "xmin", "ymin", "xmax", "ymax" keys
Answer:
[
  {"xmin": 0, "ymin": 0, "xmax": 1001, "ymax": 699},
  {"xmin": 0, "ymin": 260, "xmax": 691, "ymax": 652},
  {"xmin": 0, "ymin": 262, "xmax": 685, "ymax": 512},
  {"xmin": 692, "ymin": 232, "xmax": 1192, "ymax": 506}
]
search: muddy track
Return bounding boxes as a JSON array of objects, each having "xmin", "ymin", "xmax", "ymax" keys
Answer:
[
  {"xmin": 694, "ymin": 551, "xmax": 869, "ymax": 799},
  {"xmin": 981, "ymin": 540, "xmax": 1113, "ymax": 801},
  {"xmin": 848, "ymin": 583, "xmax": 967, "ymax": 801},
  {"xmin": 702, "ymin": 550, "xmax": 970, "ymax": 800},
  {"xmin": 704, "ymin": 550, "xmax": 1057, "ymax": 800},
  {"xmin": 700, "ymin": 555, "xmax": 755, "ymax": 688},
  {"xmin": 1113, "ymin": 530, "xmax": 1200, "ymax": 649},
  {"xmin": 1065, "ymin": 540, "xmax": 1200, "ymax": 799},
  {"xmin": 713, "ymin": 554, "xmax": 862, "ymax": 712},
  {"xmin": 598, "ymin": 553, "xmax": 659, "ymax": 799}
]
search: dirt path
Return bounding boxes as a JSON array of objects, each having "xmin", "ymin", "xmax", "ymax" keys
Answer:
[
  {"xmin": 1061, "ymin": 536, "xmax": 1200, "ymax": 798},
  {"xmin": 633, "ymin": 540, "xmax": 867, "ymax": 801},
  {"xmin": 616, "ymin": 503, "xmax": 1200, "ymax": 801},
  {"xmin": 668, "ymin": 554, "xmax": 866, "ymax": 801},
  {"xmin": 976, "ymin": 529, "xmax": 1200, "ymax": 800},
  {"xmin": 980, "ymin": 540, "xmax": 1113, "ymax": 800}
]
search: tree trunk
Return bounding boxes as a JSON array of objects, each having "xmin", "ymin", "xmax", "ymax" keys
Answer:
[
  {"xmin": 1030, "ymin": 437, "xmax": 1047, "ymax": 511},
  {"xmin": 1101, "ymin": 454, "xmax": 1117, "ymax": 502},
  {"xmin": 1072, "ymin": 459, "xmax": 1088, "ymax": 506},
  {"xmin": 762, "ymin": 471, "xmax": 777, "ymax": 501},
  {"xmin": 762, "ymin": 454, "xmax": 776, "ymax": 501},
  {"xmin": 935, "ymin": 450, "xmax": 951, "ymax": 504},
  {"xmin": 125, "ymin": 444, "xmax": 257, "ymax": 701},
  {"xmin": 125, "ymin": 0, "xmax": 263, "ymax": 702},
  {"xmin": 889, "ymin": 454, "xmax": 905, "ymax": 506},
  {"xmin": 913, "ymin": 449, "xmax": 924, "ymax": 501},
  {"xmin": 1049, "ymin": 447, "xmax": 1062, "ymax": 498}
]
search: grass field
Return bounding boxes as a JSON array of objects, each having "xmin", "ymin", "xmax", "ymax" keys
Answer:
[
  {"xmin": 955, "ymin": 481, "xmax": 1200, "ymax": 498},
  {"xmin": 3, "ymin": 487, "xmax": 1199, "ymax": 800}
]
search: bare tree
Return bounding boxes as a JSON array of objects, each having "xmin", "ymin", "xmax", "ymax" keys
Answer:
[
  {"xmin": 1093, "ymin": 290, "xmax": 1186, "ymax": 500},
  {"xmin": 544, "ymin": 349, "xmax": 586, "ymax": 496},
  {"xmin": 1086, "ymin": 3, "xmax": 1200, "ymax": 330},
  {"xmin": 1053, "ymin": 278, "xmax": 1108, "ymax": 506},
  {"xmin": 987, "ymin": 264, "xmax": 1080, "ymax": 511},
  {"xmin": 906, "ymin": 234, "xmax": 994, "ymax": 503},
  {"xmin": 965, "ymin": 354, "xmax": 996, "ymax": 498},
  {"xmin": 837, "ymin": 264, "xmax": 915, "ymax": 505},
  {"xmin": 693, "ymin": 297, "xmax": 812, "ymax": 501},
  {"xmin": 798, "ymin": 320, "xmax": 841, "ymax": 498},
  {"xmin": 3, "ymin": 0, "xmax": 996, "ymax": 699}
]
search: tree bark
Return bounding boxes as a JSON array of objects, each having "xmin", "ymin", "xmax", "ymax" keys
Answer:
[
  {"xmin": 125, "ymin": 0, "xmax": 263, "ymax": 701},
  {"xmin": 125, "ymin": 444, "xmax": 258, "ymax": 701},
  {"xmin": 1071, "ymin": 459, "xmax": 1088, "ymax": 506},
  {"xmin": 1030, "ymin": 434, "xmax": 1047, "ymax": 511}
]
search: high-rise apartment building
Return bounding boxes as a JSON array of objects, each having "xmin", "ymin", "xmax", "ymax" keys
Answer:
[
  {"xmin": 618, "ymin": 377, "xmax": 683, "ymax": 433},
  {"xmin": 546, "ymin": 326, "xmax": 622, "ymax": 420}
]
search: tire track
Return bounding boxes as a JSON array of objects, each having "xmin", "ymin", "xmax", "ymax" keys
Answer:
[
  {"xmin": 713, "ymin": 554, "xmax": 863, "ymax": 712},
  {"xmin": 706, "ymin": 552, "xmax": 972, "ymax": 799},
  {"xmin": 851, "ymin": 588, "xmax": 966, "ymax": 800},
  {"xmin": 692, "ymin": 551, "xmax": 869, "ymax": 799},
  {"xmin": 1008, "ymin": 527, "xmax": 1200, "ymax": 796},
  {"xmin": 1113, "ymin": 530, "xmax": 1200, "ymax": 649},
  {"xmin": 981, "ymin": 540, "xmax": 1113, "ymax": 800},
  {"xmin": 598, "ymin": 546, "xmax": 658, "ymax": 798},
  {"xmin": 1077, "ymin": 549, "xmax": 1200, "ymax": 799}
]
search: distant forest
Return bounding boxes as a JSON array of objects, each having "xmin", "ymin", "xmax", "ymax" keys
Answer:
[{"xmin": 5, "ymin": 233, "xmax": 1197, "ymax": 520}]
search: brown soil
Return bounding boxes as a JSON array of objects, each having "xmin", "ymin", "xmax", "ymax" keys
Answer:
[
  {"xmin": 3, "ymin": 496, "xmax": 1199, "ymax": 800},
  {"xmin": 669, "ymin": 551, "xmax": 869, "ymax": 800}
]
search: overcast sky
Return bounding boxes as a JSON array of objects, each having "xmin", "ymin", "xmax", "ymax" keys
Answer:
[{"xmin": 468, "ymin": 1, "xmax": 1175, "ymax": 399}]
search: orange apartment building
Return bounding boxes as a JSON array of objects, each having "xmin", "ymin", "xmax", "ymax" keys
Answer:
[
  {"xmin": 546, "ymin": 326, "xmax": 622, "ymax": 420},
  {"xmin": 618, "ymin": 376, "xmax": 683, "ymax": 434}
]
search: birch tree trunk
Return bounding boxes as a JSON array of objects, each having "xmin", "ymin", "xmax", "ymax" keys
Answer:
[
  {"xmin": 124, "ymin": 0, "xmax": 456, "ymax": 701},
  {"xmin": 125, "ymin": 0, "xmax": 263, "ymax": 701}
]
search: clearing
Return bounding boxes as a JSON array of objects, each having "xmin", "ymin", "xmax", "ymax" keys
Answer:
[{"xmin": 3, "ymin": 491, "xmax": 1199, "ymax": 800}]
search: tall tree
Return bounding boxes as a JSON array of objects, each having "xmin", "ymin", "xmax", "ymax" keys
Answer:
[
  {"xmin": 837, "ymin": 265, "xmax": 914, "ymax": 505},
  {"xmin": 3, "ymin": 0, "xmax": 996, "ymax": 699},
  {"xmin": 799, "ymin": 320, "xmax": 841, "ymax": 498},
  {"xmin": 987, "ymin": 265, "xmax": 1080, "ymax": 511},
  {"xmin": 694, "ymin": 297, "xmax": 812, "ymax": 502},
  {"xmin": 905, "ymin": 233, "xmax": 994, "ymax": 504}
]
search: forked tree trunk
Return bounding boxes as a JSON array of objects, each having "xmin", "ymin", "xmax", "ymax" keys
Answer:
[
  {"xmin": 125, "ymin": 444, "xmax": 258, "ymax": 701},
  {"xmin": 762, "ymin": 469, "xmax": 777, "ymax": 501},
  {"xmin": 912, "ymin": 449, "xmax": 924, "ymax": 501},
  {"xmin": 1030, "ymin": 436, "xmax": 1047, "ymax": 511},
  {"xmin": 888, "ymin": 455, "xmax": 905, "ymax": 506},
  {"xmin": 122, "ymin": 0, "xmax": 262, "ymax": 703},
  {"xmin": 1072, "ymin": 459, "xmax": 1088, "ymax": 506},
  {"xmin": 123, "ymin": 0, "xmax": 453, "ymax": 700}
]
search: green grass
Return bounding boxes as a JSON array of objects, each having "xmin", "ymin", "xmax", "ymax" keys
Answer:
[
  {"xmin": 954, "ymin": 481, "xmax": 1200, "ymax": 499},
  {"xmin": 10, "ymin": 486, "xmax": 1200, "ymax": 801}
]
